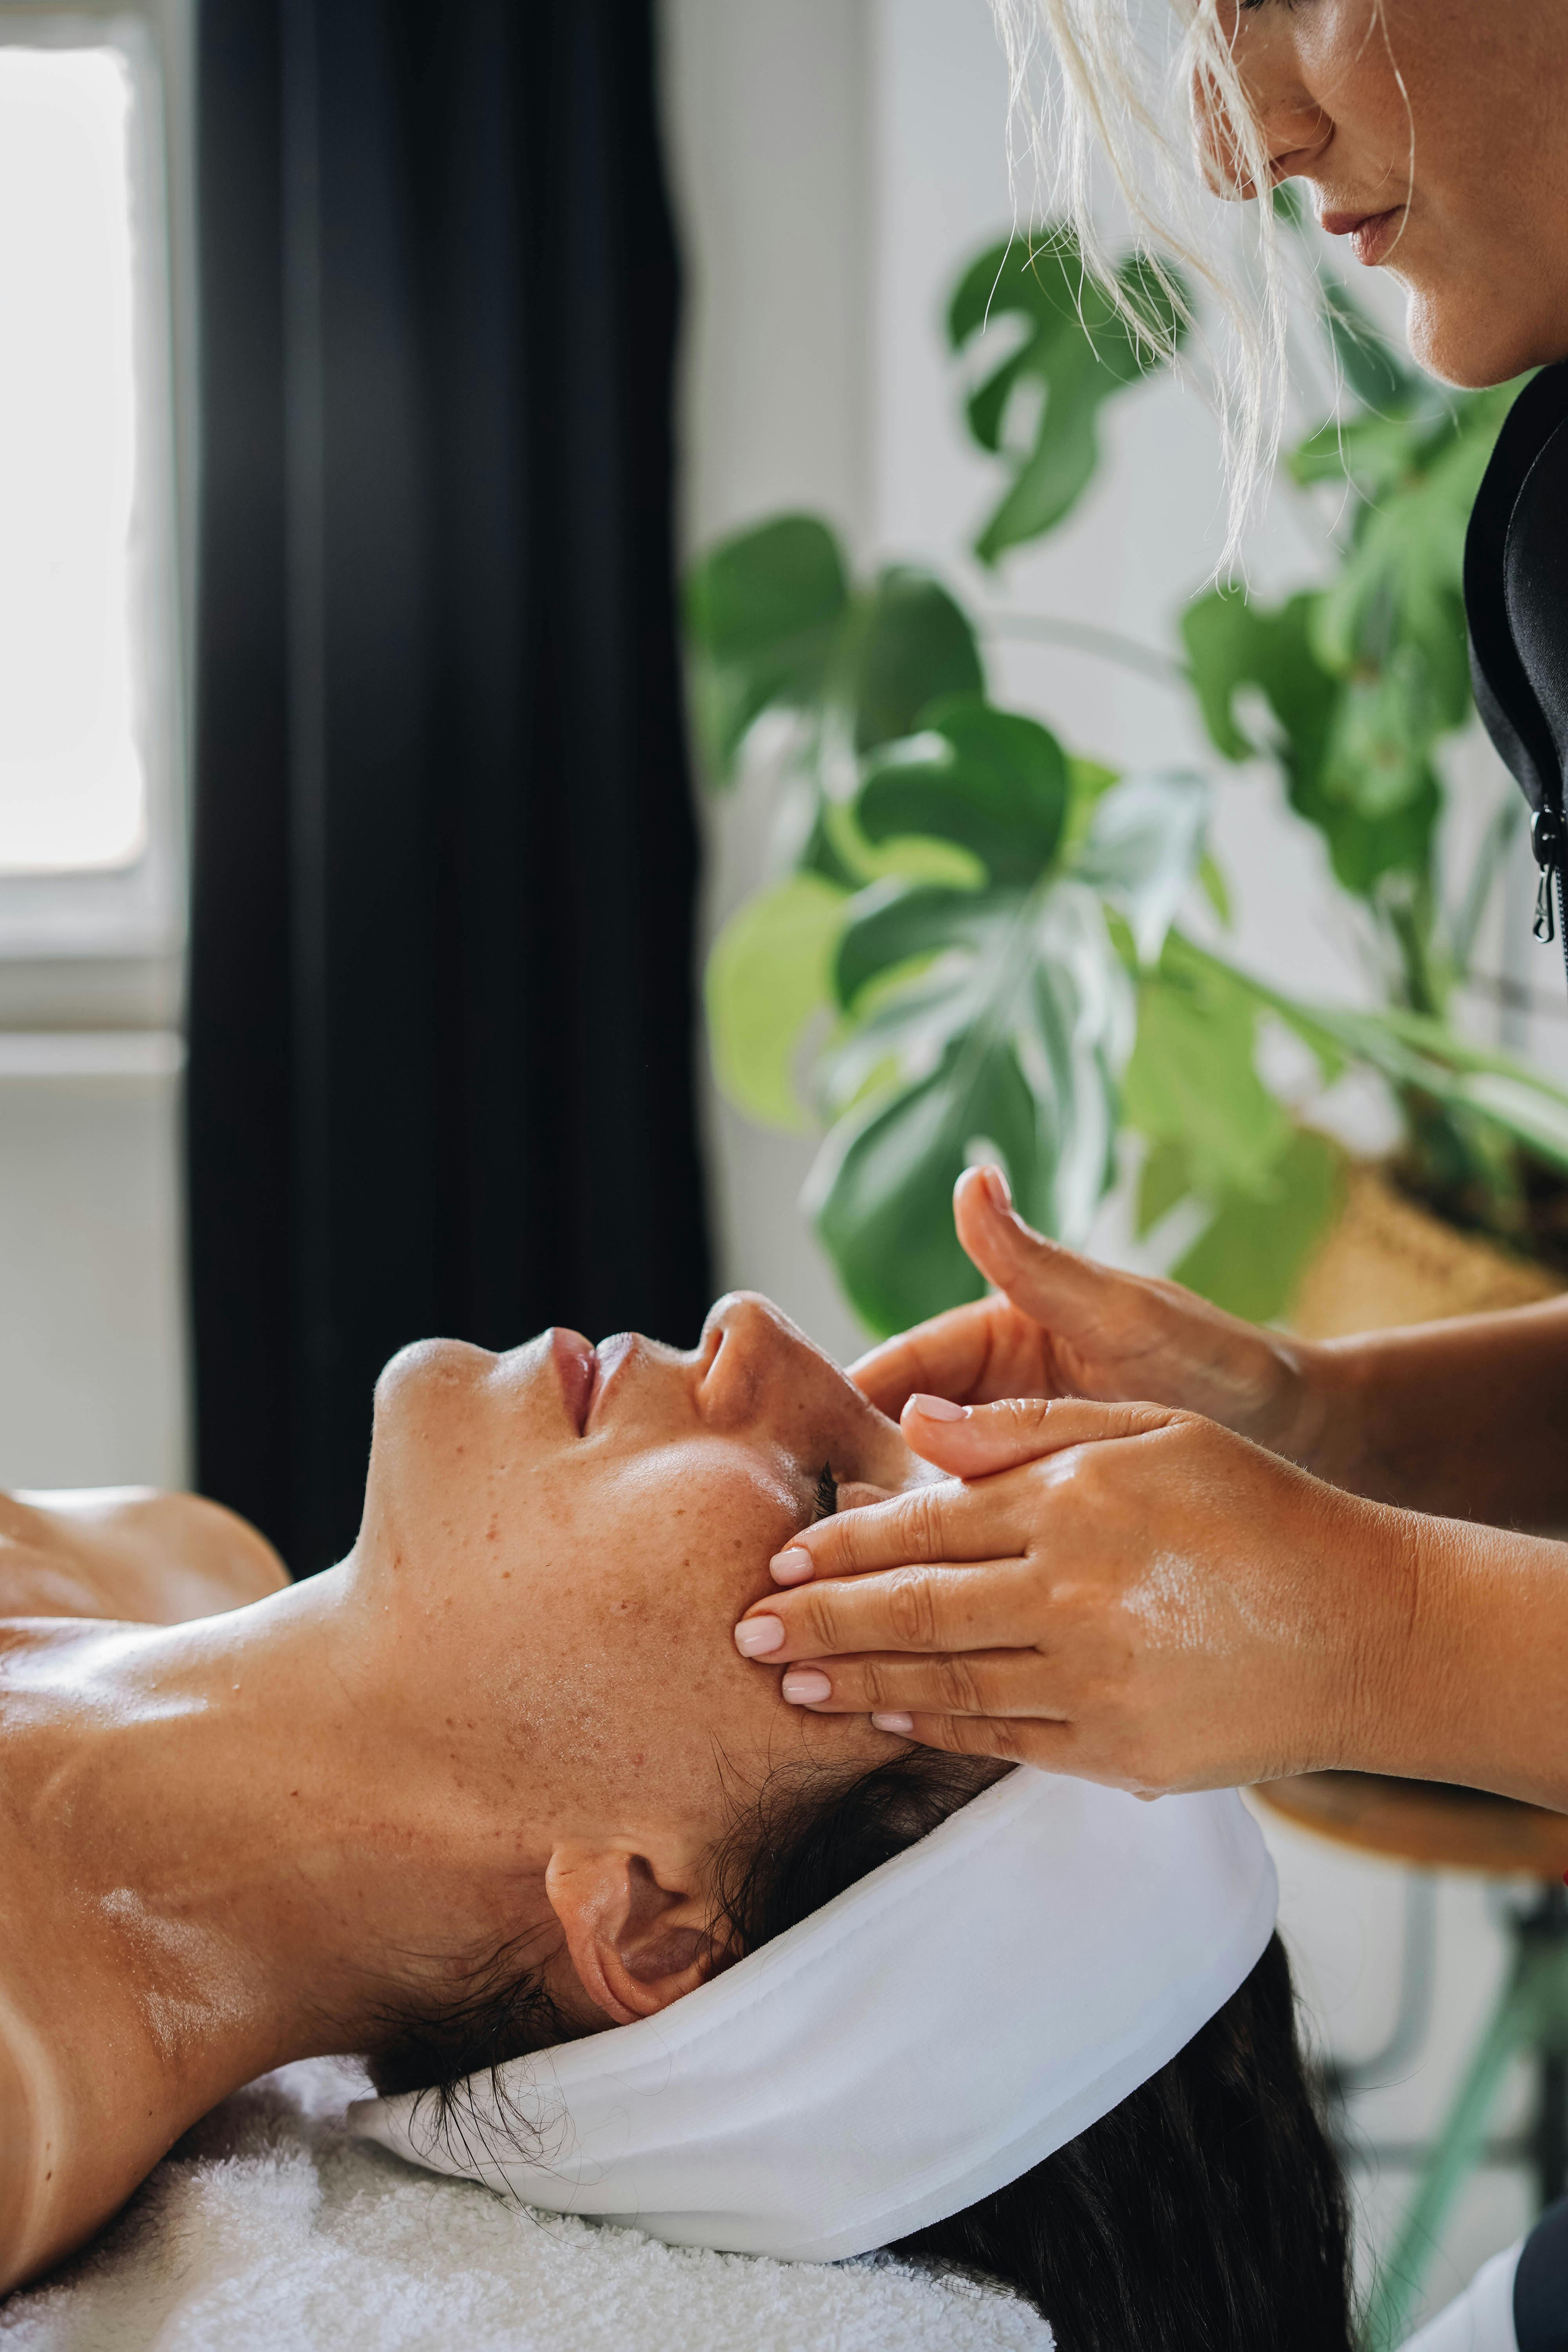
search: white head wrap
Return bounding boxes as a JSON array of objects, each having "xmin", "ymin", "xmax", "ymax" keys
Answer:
[{"xmin": 350, "ymin": 1767, "xmax": 1277, "ymax": 2262}]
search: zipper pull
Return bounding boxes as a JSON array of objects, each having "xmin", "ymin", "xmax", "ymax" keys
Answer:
[
  {"xmin": 1532, "ymin": 806, "xmax": 1566, "ymax": 944},
  {"xmin": 1537, "ymin": 864, "xmax": 1558, "ymax": 944}
]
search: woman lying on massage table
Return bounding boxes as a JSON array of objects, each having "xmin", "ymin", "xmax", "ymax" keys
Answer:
[{"xmin": 0, "ymin": 1295, "xmax": 1350, "ymax": 2349}]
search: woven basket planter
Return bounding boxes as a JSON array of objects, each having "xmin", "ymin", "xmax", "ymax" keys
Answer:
[{"xmin": 1289, "ymin": 1160, "xmax": 1561, "ymax": 1341}]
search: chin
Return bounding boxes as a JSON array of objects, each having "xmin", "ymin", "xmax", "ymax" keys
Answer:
[{"xmin": 1403, "ymin": 281, "xmax": 1568, "ymax": 390}]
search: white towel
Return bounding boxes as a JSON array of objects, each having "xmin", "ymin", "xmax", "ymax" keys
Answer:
[
  {"xmin": 1399, "ymin": 2242, "xmax": 1523, "ymax": 2352},
  {"xmin": 0, "ymin": 2060, "xmax": 1054, "ymax": 2352}
]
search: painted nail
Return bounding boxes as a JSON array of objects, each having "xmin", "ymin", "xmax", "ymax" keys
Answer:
[
  {"xmin": 782, "ymin": 1669, "xmax": 833, "ymax": 1705},
  {"xmin": 871, "ymin": 1711, "xmax": 915, "ymax": 1735},
  {"xmin": 982, "ymin": 1163, "xmax": 1013, "ymax": 1212},
  {"xmin": 735, "ymin": 1616, "xmax": 786, "ymax": 1658},
  {"xmin": 909, "ymin": 1392, "xmax": 967, "ymax": 1422},
  {"xmin": 771, "ymin": 1547, "xmax": 814, "ymax": 1585}
]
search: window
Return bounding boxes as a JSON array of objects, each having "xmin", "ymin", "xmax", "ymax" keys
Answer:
[{"xmin": 0, "ymin": 6, "xmax": 188, "ymax": 962}]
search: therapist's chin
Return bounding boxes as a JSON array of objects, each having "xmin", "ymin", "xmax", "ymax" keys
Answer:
[{"xmin": 1401, "ymin": 271, "xmax": 1568, "ymax": 390}]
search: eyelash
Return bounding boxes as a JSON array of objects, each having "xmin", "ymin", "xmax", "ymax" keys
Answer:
[{"xmin": 814, "ymin": 1464, "xmax": 838, "ymax": 1519}]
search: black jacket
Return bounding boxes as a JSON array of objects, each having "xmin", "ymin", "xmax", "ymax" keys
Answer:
[{"xmin": 1466, "ymin": 360, "xmax": 1568, "ymax": 978}]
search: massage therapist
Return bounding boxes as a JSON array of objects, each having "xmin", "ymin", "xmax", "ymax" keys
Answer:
[{"xmin": 735, "ymin": 0, "xmax": 1568, "ymax": 1810}]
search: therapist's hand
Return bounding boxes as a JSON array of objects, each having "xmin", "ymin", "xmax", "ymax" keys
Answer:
[
  {"xmin": 850, "ymin": 1167, "xmax": 1335, "ymax": 1474},
  {"xmin": 736, "ymin": 1393, "xmax": 1430, "ymax": 1795}
]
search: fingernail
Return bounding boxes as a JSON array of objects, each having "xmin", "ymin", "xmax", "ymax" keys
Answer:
[
  {"xmin": 871, "ymin": 1712, "xmax": 915, "ymax": 1735},
  {"xmin": 982, "ymin": 1163, "xmax": 1012, "ymax": 1211},
  {"xmin": 771, "ymin": 1547, "xmax": 814, "ymax": 1585},
  {"xmin": 909, "ymin": 1392, "xmax": 967, "ymax": 1422},
  {"xmin": 782, "ymin": 1669, "xmax": 833, "ymax": 1704},
  {"xmin": 734, "ymin": 1616, "xmax": 786, "ymax": 1657}
]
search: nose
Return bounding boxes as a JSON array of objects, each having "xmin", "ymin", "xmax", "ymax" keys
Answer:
[
  {"xmin": 695, "ymin": 1292, "xmax": 911, "ymax": 1486},
  {"xmin": 696, "ymin": 1292, "xmax": 829, "ymax": 1430},
  {"xmin": 1192, "ymin": 19, "xmax": 1332, "ymax": 203}
]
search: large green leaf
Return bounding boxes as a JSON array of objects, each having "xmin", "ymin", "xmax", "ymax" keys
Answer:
[
  {"xmin": 684, "ymin": 515, "xmax": 850, "ymax": 782},
  {"xmin": 1183, "ymin": 590, "xmax": 1335, "ymax": 771},
  {"xmin": 1175, "ymin": 933, "xmax": 1568, "ymax": 1181},
  {"xmin": 833, "ymin": 879, "xmax": 992, "ymax": 1013},
  {"xmin": 1181, "ymin": 371, "xmax": 1512, "ymax": 926},
  {"xmin": 1172, "ymin": 1128, "xmax": 1345, "ymax": 1323},
  {"xmin": 683, "ymin": 523, "xmax": 983, "ymax": 792},
  {"xmin": 809, "ymin": 878, "xmax": 1132, "ymax": 1332},
  {"xmin": 704, "ymin": 875, "xmax": 848, "ymax": 1132},
  {"xmin": 948, "ymin": 232, "xmax": 1189, "ymax": 564},
  {"xmin": 1072, "ymin": 769, "xmax": 1209, "ymax": 965},
  {"xmin": 1319, "ymin": 657, "xmax": 1445, "ymax": 822},
  {"xmin": 847, "ymin": 569, "xmax": 984, "ymax": 752},
  {"xmin": 1308, "ymin": 405, "xmax": 1498, "ymax": 715},
  {"xmin": 855, "ymin": 699, "xmax": 1069, "ymax": 886},
  {"xmin": 809, "ymin": 1039, "xmax": 1034, "ymax": 1335},
  {"xmin": 1122, "ymin": 958, "xmax": 1289, "ymax": 1200},
  {"xmin": 808, "ymin": 765, "xmax": 1209, "ymax": 1328},
  {"xmin": 1122, "ymin": 929, "xmax": 1347, "ymax": 1313},
  {"xmin": 811, "ymin": 797, "xmax": 987, "ymax": 895},
  {"xmin": 1181, "ymin": 586, "xmax": 1439, "ymax": 896}
]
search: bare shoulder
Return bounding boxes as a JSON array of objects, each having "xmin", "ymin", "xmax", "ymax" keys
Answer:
[
  {"xmin": 0, "ymin": 2010, "xmax": 29, "ymax": 2294},
  {"xmin": 0, "ymin": 1490, "xmax": 289, "ymax": 1625},
  {"xmin": 0, "ymin": 1985, "xmax": 57, "ymax": 2297}
]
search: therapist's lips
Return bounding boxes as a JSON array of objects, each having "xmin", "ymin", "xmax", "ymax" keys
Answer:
[
  {"xmin": 1321, "ymin": 205, "xmax": 1405, "ymax": 267},
  {"xmin": 551, "ymin": 1327, "xmax": 598, "ymax": 1434}
]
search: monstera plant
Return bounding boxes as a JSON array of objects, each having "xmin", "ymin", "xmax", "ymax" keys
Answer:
[{"xmin": 689, "ymin": 229, "xmax": 1568, "ymax": 1339}]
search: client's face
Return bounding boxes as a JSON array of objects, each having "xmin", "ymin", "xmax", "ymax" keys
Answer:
[{"xmin": 348, "ymin": 1294, "xmax": 920, "ymax": 2033}]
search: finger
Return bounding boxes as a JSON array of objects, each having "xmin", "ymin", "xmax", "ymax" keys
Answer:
[
  {"xmin": 954, "ymin": 1164, "xmax": 1122, "ymax": 1342},
  {"xmin": 872, "ymin": 1712, "xmax": 1078, "ymax": 1769},
  {"xmin": 849, "ymin": 1301, "xmax": 1000, "ymax": 1419},
  {"xmin": 736, "ymin": 1557, "xmax": 1033, "ymax": 1666},
  {"xmin": 900, "ymin": 1393, "xmax": 1178, "ymax": 1479},
  {"xmin": 883, "ymin": 1712, "xmax": 1167, "ymax": 1797},
  {"xmin": 779, "ymin": 1647, "xmax": 1062, "ymax": 1721},
  {"xmin": 764, "ymin": 1474, "xmax": 1016, "ymax": 1588}
]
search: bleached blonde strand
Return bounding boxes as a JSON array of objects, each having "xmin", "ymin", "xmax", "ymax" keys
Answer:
[{"xmin": 987, "ymin": 0, "xmax": 1290, "ymax": 568}]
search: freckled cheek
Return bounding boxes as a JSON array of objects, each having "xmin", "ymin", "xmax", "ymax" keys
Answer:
[{"xmin": 586, "ymin": 1454, "xmax": 801, "ymax": 1612}]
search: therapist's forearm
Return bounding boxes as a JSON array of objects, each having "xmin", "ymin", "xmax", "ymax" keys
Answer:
[
  {"xmin": 1392, "ymin": 1506, "xmax": 1568, "ymax": 1811},
  {"xmin": 1296, "ymin": 1295, "xmax": 1568, "ymax": 1532}
]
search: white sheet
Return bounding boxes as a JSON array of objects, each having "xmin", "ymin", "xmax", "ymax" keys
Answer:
[{"xmin": 0, "ymin": 2060, "xmax": 1054, "ymax": 2352}]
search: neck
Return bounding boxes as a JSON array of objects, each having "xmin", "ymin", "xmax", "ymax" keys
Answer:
[{"xmin": 0, "ymin": 1574, "xmax": 556, "ymax": 2283}]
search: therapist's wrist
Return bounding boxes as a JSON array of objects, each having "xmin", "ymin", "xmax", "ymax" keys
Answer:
[
  {"xmin": 1376, "ymin": 1510, "xmax": 1568, "ymax": 1809},
  {"xmin": 1266, "ymin": 1336, "xmax": 1378, "ymax": 1492},
  {"xmin": 1316, "ymin": 1492, "xmax": 1437, "ymax": 1778},
  {"xmin": 1318, "ymin": 1496, "xmax": 1561, "ymax": 1802}
]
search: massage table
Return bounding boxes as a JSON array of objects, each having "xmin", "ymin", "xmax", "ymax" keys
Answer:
[{"xmin": 0, "ymin": 2059, "xmax": 1052, "ymax": 2351}]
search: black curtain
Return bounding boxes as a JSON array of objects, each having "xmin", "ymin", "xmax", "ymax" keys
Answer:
[{"xmin": 188, "ymin": 0, "xmax": 712, "ymax": 1577}]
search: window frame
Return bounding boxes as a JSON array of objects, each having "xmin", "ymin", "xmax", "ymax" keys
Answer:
[{"xmin": 0, "ymin": 0, "xmax": 192, "ymax": 970}]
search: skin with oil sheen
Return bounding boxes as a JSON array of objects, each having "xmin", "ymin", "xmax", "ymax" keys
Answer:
[{"xmin": 0, "ymin": 1300, "xmax": 922, "ymax": 2294}]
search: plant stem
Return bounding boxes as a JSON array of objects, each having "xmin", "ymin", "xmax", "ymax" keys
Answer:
[{"xmin": 982, "ymin": 611, "xmax": 1191, "ymax": 691}]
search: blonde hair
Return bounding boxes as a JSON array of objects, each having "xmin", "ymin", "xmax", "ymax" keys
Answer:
[{"xmin": 987, "ymin": 0, "xmax": 1287, "ymax": 564}]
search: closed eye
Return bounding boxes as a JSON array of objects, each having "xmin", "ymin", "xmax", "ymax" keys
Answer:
[{"xmin": 814, "ymin": 1463, "xmax": 838, "ymax": 1520}]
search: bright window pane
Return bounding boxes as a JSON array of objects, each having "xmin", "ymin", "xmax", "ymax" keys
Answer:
[{"xmin": 0, "ymin": 47, "xmax": 144, "ymax": 875}]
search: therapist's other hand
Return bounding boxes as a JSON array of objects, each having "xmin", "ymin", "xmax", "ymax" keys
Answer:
[
  {"xmin": 850, "ymin": 1167, "xmax": 1329, "ymax": 1471},
  {"xmin": 739, "ymin": 1394, "xmax": 1420, "ymax": 1795}
]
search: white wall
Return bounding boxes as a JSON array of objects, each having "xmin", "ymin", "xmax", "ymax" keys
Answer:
[
  {"xmin": 663, "ymin": 0, "xmax": 1538, "ymax": 2321},
  {"xmin": 664, "ymin": 0, "xmax": 876, "ymax": 1367},
  {"xmin": 0, "ymin": 1046, "xmax": 186, "ymax": 1489}
]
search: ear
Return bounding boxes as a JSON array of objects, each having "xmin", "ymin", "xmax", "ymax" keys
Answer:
[{"xmin": 544, "ymin": 1844, "xmax": 735, "ymax": 2028}]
